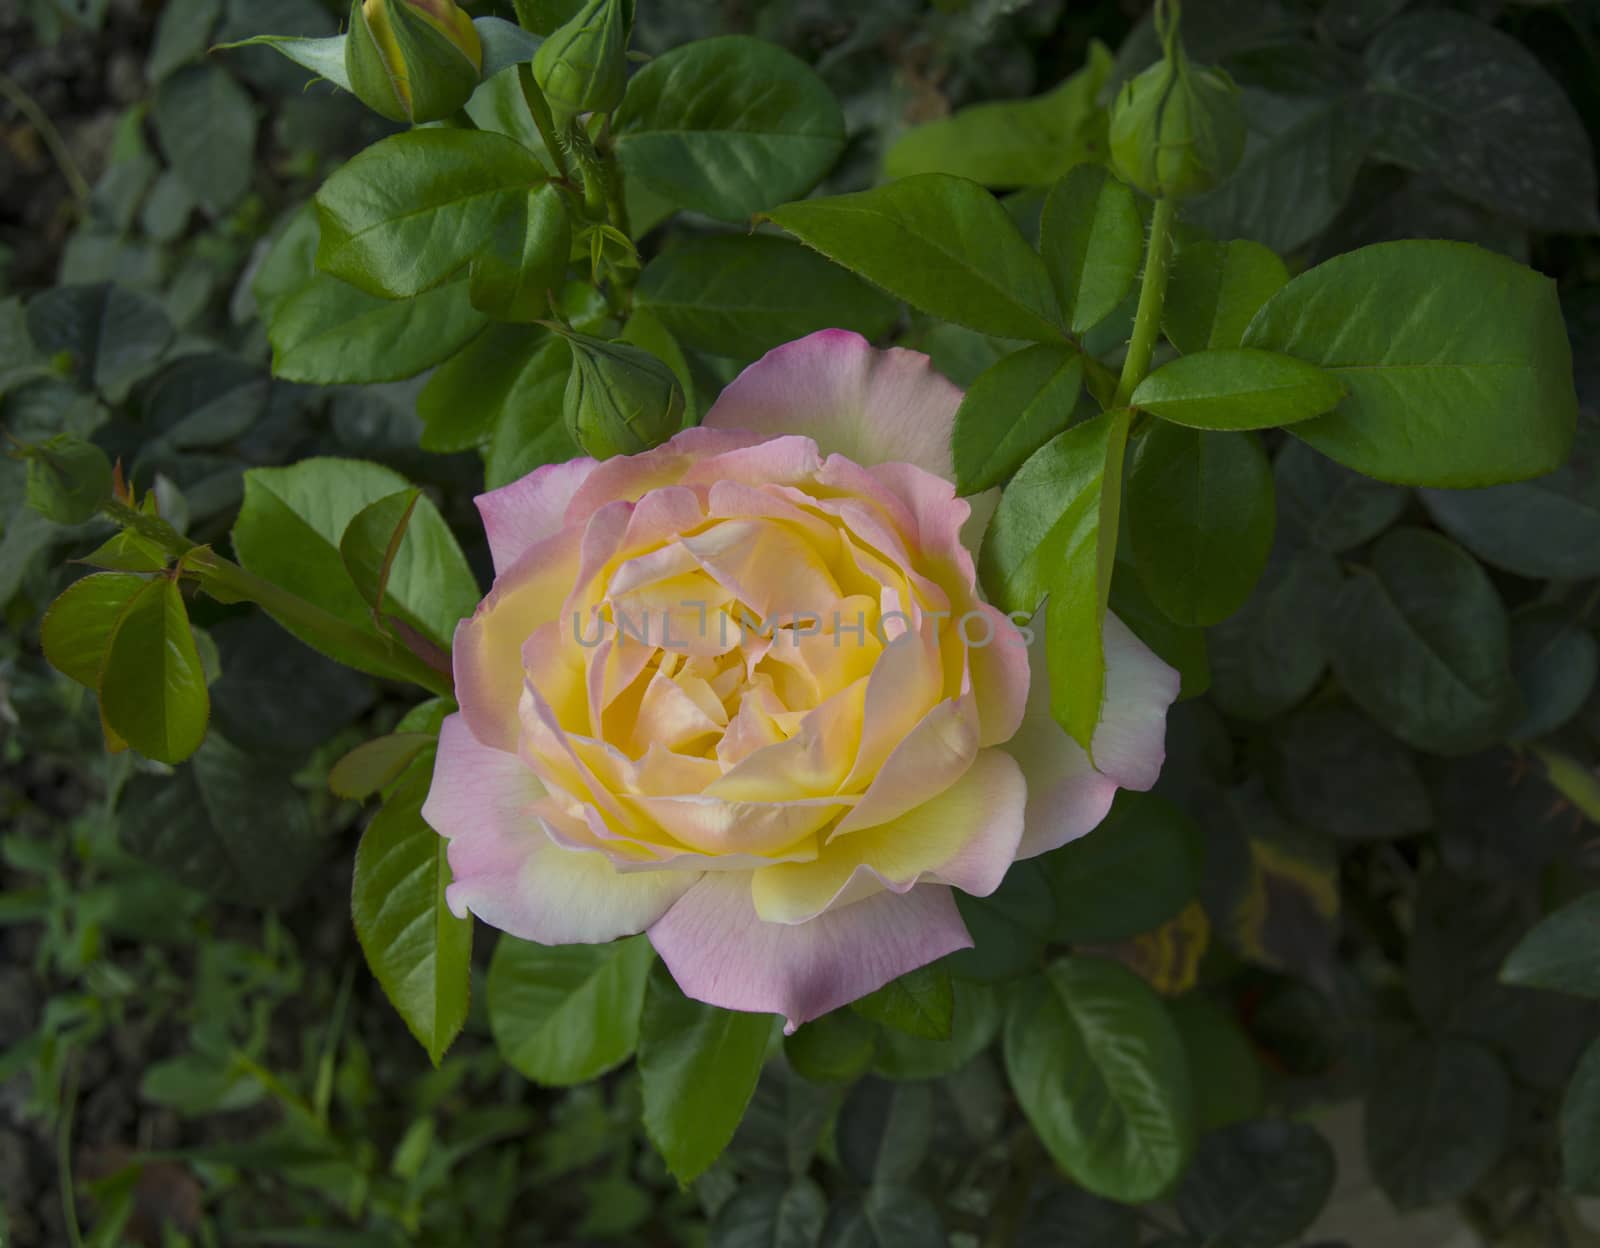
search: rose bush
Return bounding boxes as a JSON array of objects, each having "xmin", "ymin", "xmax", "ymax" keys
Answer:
[{"xmin": 422, "ymin": 329, "xmax": 1179, "ymax": 1028}]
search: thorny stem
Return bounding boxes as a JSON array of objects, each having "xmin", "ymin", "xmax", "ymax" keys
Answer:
[{"xmin": 1113, "ymin": 195, "xmax": 1177, "ymax": 409}]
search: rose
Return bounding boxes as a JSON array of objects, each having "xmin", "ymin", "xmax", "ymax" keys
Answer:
[{"xmin": 422, "ymin": 329, "xmax": 1179, "ymax": 1030}]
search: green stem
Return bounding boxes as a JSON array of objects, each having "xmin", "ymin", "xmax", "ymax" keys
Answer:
[
  {"xmin": 103, "ymin": 500, "xmax": 453, "ymax": 699},
  {"xmin": 0, "ymin": 69, "xmax": 89, "ymax": 205},
  {"xmin": 517, "ymin": 64, "xmax": 571, "ymax": 182},
  {"xmin": 1113, "ymin": 195, "xmax": 1177, "ymax": 409}
]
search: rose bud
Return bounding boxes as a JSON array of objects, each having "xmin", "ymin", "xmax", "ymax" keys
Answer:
[
  {"xmin": 532, "ymin": 0, "xmax": 632, "ymax": 119},
  {"xmin": 345, "ymin": 0, "xmax": 483, "ymax": 125},
  {"xmin": 1109, "ymin": 1, "xmax": 1245, "ymax": 199},
  {"xmin": 560, "ymin": 331, "xmax": 686, "ymax": 460}
]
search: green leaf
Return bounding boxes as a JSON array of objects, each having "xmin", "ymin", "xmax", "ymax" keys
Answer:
[
  {"xmin": 269, "ymin": 273, "xmax": 488, "ymax": 385},
  {"xmin": 353, "ymin": 761, "xmax": 471, "ymax": 1066},
  {"xmin": 1039, "ymin": 163, "xmax": 1142, "ymax": 334},
  {"xmin": 819, "ymin": 1189, "xmax": 947, "ymax": 1247},
  {"xmin": 151, "ymin": 63, "xmax": 257, "ymax": 215},
  {"xmin": 767, "ymin": 174, "xmax": 1062, "ymax": 341},
  {"xmin": 1168, "ymin": 995, "xmax": 1263, "ymax": 1133},
  {"xmin": 1005, "ymin": 956, "xmax": 1194, "ymax": 1202},
  {"xmin": 466, "ymin": 183, "xmax": 570, "ymax": 324},
  {"xmin": 340, "ymin": 488, "xmax": 421, "ymax": 619},
  {"xmin": 487, "ymin": 934, "xmax": 653, "ymax": 1086},
  {"xmin": 1328, "ymin": 528, "xmax": 1517, "ymax": 755},
  {"xmin": 850, "ymin": 964, "xmax": 953, "ymax": 1041},
  {"xmin": 1273, "ymin": 704, "xmax": 1430, "ymax": 842},
  {"xmin": 710, "ymin": 1179, "xmax": 827, "ymax": 1248},
  {"xmin": 148, "ymin": 0, "xmax": 221, "ymax": 81},
  {"xmin": 872, "ymin": 980, "xmax": 1002, "ymax": 1082},
  {"xmin": 1131, "ymin": 348, "xmax": 1343, "ymax": 432},
  {"xmin": 26, "ymin": 283, "xmax": 174, "ymax": 397},
  {"xmin": 883, "ymin": 42, "xmax": 1111, "ymax": 188},
  {"xmin": 1502, "ymin": 891, "xmax": 1600, "ymax": 999},
  {"xmin": 950, "ymin": 861, "xmax": 1055, "ymax": 983},
  {"xmin": 315, "ymin": 130, "xmax": 547, "ymax": 300},
  {"xmin": 483, "ymin": 337, "xmax": 580, "ymax": 489},
  {"xmin": 1127, "ymin": 424, "xmax": 1275, "ymax": 627},
  {"xmin": 41, "ymin": 572, "xmax": 147, "ymax": 688},
  {"xmin": 474, "ymin": 15, "xmax": 544, "ymax": 77},
  {"xmin": 418, "ymin": 323, "xmax": 544, "ymax": 452},
  {"xmin": 232, "ymin": 459, "xmax": 477, "ymax": 674},
  {"xmin": 329, "ymin": 732, "xmax": 435, "ymax": 799},
  {"xmin": 1274, "ymin": 439, "xmax": 1407, "ymax": 554},
  {"xmin": 836, "ymin": 1079, "xmax": 933, "ymax": 1186},
  {"xmin": 1420, "ymin": 407, "xmax": 1600, "ymax": 580},
  {"xmin": 980, "ymin": 412, "xmax": 1128, "ymax": 722},
  {"xmin": 1176, "ymin": 1121, "xmax": 1337, "ymax": 1248},
  {"xmin": 1164, "ymin": 239, "xmax": 1288, "ymax": 356},
  {"xmin": 1109, "ymin": 566, "xmax": 1210, "ymax": 702},
  {"xmin": 783, "ymin": 1010, "xmax": 877, "ymax": 1086},
  {"xmin": 635, "ymin": 234, "xmax": 898, "ymax": 361},
  {"xmin": 952, "ymin": 343, "xmax": 1082, "ymax": 495},
  {"xmin": 1043, "ymin": 791, "xmax": 1204, "ymax": 944},
  {"xmin": 1243, "ymin": 240, "xmax": 1576, "ymax": 486},
  {"xmin": 1562, "ymin": 1036, "xmax": 1600, "ymax": 1195},
  {"xmin": 215, "ymin": 33, "xmax": 350, "ymax": 91},
  {"xmin": 1364, "ymin": 1036, "xmax": 1511, "ymax": 1209},
  {"xmin": 1208, "ymin": 541, "xmax": 1342, "ymax": 721},
  {"xmin": 120, "ymin": 733, "xmax": 319, "ymax": 908},
  {"xmin": 1365, "ymin": 11, "xmax": 1599, "ymax": 234},
  {"xmin": 101, "ymin": 577, "xmax": 210, "ymax": 764},
  {"xmin": 1507, "ymin": 605, "xmax": 1598, "ymax": 743},
  {"xmin": 1016, "ymin": 1184, "xmax": 1135, "ymax": 1248},
  {"xmin": 139, "ymin": 354, "xmax": 268, "ymax": 453},
  {"xmin": 638, "ymin": 965, "xmax": 773, "ymax": 1183},
  {"xmin": 614, "ymin": 36, "xmax": 844, "ymax": 223}
]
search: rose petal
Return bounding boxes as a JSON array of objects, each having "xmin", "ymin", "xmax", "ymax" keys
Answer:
[
  {"xmin": 474, "ymin": 457, "xmax": 598, "ymax": 576},
  {"xmin": 424, "ymin": 715, "xmax": 696, "ymax": 942},
  {"xmin": 649, "ymin": 873, "xmax": 972, "ymax": 1032},
  {"xmin": 703, "ymin": 329, "xmax": 962, "ymax": 481}
]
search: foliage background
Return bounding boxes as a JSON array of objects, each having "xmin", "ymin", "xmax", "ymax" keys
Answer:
[{"xmin": 2, "ymin": 0, "xmax": 1600, "ymax": 1244}]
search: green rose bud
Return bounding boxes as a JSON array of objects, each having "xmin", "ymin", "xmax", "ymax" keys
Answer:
[
  {"xmin": 345, "ymin": 0, "xmax": 483, "ymax": 125},
  {"xmin": 1109, "ymin": 0, "xmax": 1245, "ymax": 199},
  {"xmin": 23, "ymin": 434, "xmax": 114, "ymax": 525},
  {"xmin": 560, "ymin": 331, "xmax": 684, "ymax": 460},
  {"xmin": 532, "ymin": 0, "xmax": 633, "ymax": 119}
]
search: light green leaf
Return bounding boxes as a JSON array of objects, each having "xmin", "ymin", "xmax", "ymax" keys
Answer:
[
  {"xmin": 1164, "ymin": 239, "xmax": 1288, "ymax": 356},
  {"xmin": 636, "ymin": 234, "xmax": 898, "ymax": 361},
  {"xmin": 215, "ymin": 33, "xmax": 350, "ymax": 91},
  {"xmin": 468, "ymin": 182, "xmax": 571, "ymax": 323},
  {"xmin": 340, "ymin": 488, "xmax": 421, "ymax": 621},
  {"xmin": 474, "ymin": 15, "xmax": 544, "ymax": 77},
  {"xmin": 952, "ymin": 343, "xmax": 1082, "ymax": 495},
  {"xmin": 329, "ymin": 732, "xmax": 435, "ymax": 800},
  {"xmin": 483, "ymin": 337, "xmax": 579, "ymax": 489},
  {"xmin": 487, "ymin": 934, "xmax": 654, "ymax": 1085},
  {"xmin": 1329, "ymin": 527, "xmax": 1517, "ymax": 754},
  {"xmin": 883, "ymin": 42, "xmax": 1111, "ymax": 188},
  {"xmin": 638, "ymin": 964, "xmax": 773, "ymax": 1183},
  {"xmin": 614, "ymin": 36, "xmax": 844, "ymax": 223},
  {"xmin": 1127, "ymin": 424, "xmax": 1276, "ymax": 627},
  {"xmin": 1005, "ymin": 956, "xmax": 1194, "ymax": 1202},
  {"xmin": 767, "ymin": 174, "xmax": 1062, "ymax": 341},
  {"xmin": 418, "ymin": 323, "xmax": 546, "ymax": 452},
  {"xmin": 315, "ymin": 129, "xmax": 547, "ymax": 300},
  {"xmin": 1243, "ymin": 240, "xmax": 1577, "ymax": 486},
  {"xmin": 40, "ymin": 572, "xmax": 146, "ymax": 688},
  {"xmin": 353, "ymin": 762, "xmax": 471, "ymax": 1066},
  {"xmin": 1040, "ymin": 163, "xmax": 1142, "ymax": 333},
  {"xmin": 1131, "ymin": 348, "xmax": 1344, "ymax": 431},
  {"xmin": 101, "ymin": 578, "xmax": 210, "ymax": 765}
]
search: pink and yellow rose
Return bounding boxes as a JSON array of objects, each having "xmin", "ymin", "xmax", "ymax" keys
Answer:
[{"xmin": 422, "ymin": 329, "xmax": 1178, "ymax": 1030}]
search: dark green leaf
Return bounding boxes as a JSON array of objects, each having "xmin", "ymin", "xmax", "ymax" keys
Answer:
[
  {"xmin": 819, "ymin": 1188, "xmax": 947, "ymax": 1248},
  {"xmin": 418, "ymin": 323, "xmax": 545, "ymax": 453},
  {"xmin": 487, "ymin": 934, "xmax": 653, "ymax": 1085},
  {"xmin": 1164, "ymin": 239, "xmax": 1288, "ymax": 356},
  {"xmin": 767, "ymin": 174, "xmax": 1062, "ymax": 341},
  {"xmin": 1132, "ymin": 349, "xmax": 1343, "ymax": 431},
  {"xmin": 871, "ymin": 980, "xmax": 1002, "ymax": 1082},
  {"xmin": 636, "ymin": 234, "xmax": 898, "ymax": 361},
  {"xmin": 950, "ymin": 860, "xmax": 1056, "ymax": 982},
  {"xmin": 1365, "ymin": 11, "xmax": 1599, "ymax": 233},
  {"xmin": 1328, "ymin": 528, "xmax": 1517, "ymax": 754},
  {"xmin": 1128, "ymin": 424, "xmax": 1275, "ymax": 627},
  {"xmin": 711, "ymin": 1179, "xmax": 827, "ymax": 1248},
  {"xmin": 483, "ymin": 336, "xmax": 579, "ymax": 489},
  {"xmin": 26, "ymin": 283, "xmax": 174, "ymax": 397},
  {"xmin": 850, "ymin": 964, "xmax": 953, "ymax": 1041},
  {"xmin": 101, "ymin": 578, "xmax": 209, "ymax": 764},
  {"xmin": 952, "ymin": 343, "xmax": 1083, "ymax": 495},
  {"xmin": 638, "ymin": 964, "xmax": 773, "ymax": 1183},
  {"xmin": 1561, "ymin": 1036, "xmax": 1600, "ymax": 1195},
  {"xmin": 614, "ymin": 36, "xmax": 844, "ymax": 223},
  {"xmin": 1039, "ymin": 163, "xmax": 1142, "ymax": 333},
  {"xmin": 835, "ymin": 1078, "xmax": 932, "ymax": 1185},
  {"xmin": 147, "ymin": 0, "xmax": 221, "ymax": 81},
  {"xmin": 140, "ymin": 354, "xmax": 267, "ymax": 452},
  {"xmin": 1044, "ymin": 790, "xmax": 1204, "ymax": 944},
  {"xmin": 1507, "ymin": 606, "xmax": 1597, "ymax": 743},
  {"xmin": 40, "ymin": 572, "xmax": 145, "ymax": 688},
  {"xmin": 1364, "ymin": 1037, "xmax": 1510, "ymax": 1209},
  {"xmin": 208, "ymin": 614, "xmax": 375, "ymax": 755},
  {"xmin": 329, "ymin": 733, "xmax": 435, "ymax": 799},
  {"xmin": 1243, "ymin": 240, "xmax": 1576, "ymax": 486},
  {"xmin": 783, "ymin": 1010, "xmax": 876, "ymax": 1086},
  {"xmin": 1110, "ymin": 565, "xmax": 1211, "ymax": 702},
  {"xmin": 1005, "ymin": 956, "xmax": 1194, "ymax": 1202},
  {"xmin": 468, "ymin": 183, "xmax": 571, "ymax": 323},
  {"xmin": 353, "ymin": 762, "xmax": 471, "ymax": 1066},
  {"xmin": 151, "ymin": 63, "xmax": 257, "ymax": 214},
  {"xmin": 1273, "ymin": 439, "xmax": 1407, "ymax": 554},
  {"xmin": 882, "ymin": 43, "xmax": 1111, "ymax": 188},
  {"xmin": 1016, "ymin": 1183, "xmax": 1136, "ymax": 1248},
  {"xmin": 1502, "ymin": 891, "xmax": 1600, "ymax": 999},
  {"xmin": 1168, "ymin": 994, "xmax": 1263, "ymax": 1133},
  {"xmin": 1176, "ymin": 1120, "xmax": 1337, "ymax": 1248},
  {"xmin": 1272, "ymin": 704, "xmax": 1431, "ymax": 841}
]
